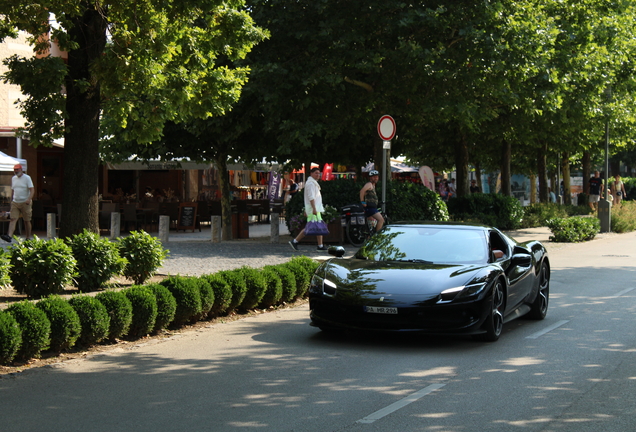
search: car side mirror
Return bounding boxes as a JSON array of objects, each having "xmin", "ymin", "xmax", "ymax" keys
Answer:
[
  {"xmin": 328, "ymin": 246, "xmax": 345, "ymax": 258},
  {"xmin": 511, "ymin": 253, "xmax": 532, "ymax": 267}
]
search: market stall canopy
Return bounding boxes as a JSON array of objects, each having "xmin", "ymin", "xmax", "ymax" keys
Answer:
[{"xmin": 0, "ymin": 151, "xmax": 27, "ymax": 172}]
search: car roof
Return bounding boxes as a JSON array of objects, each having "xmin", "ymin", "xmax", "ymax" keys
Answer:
[{"xmin": 388, "ymin": 221, "xmax": 491, "ymax": 232}]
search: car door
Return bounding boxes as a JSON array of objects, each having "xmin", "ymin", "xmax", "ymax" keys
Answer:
[{"xmin": 489, "ymin": 230, "xmax": 533, "ymax": 311}]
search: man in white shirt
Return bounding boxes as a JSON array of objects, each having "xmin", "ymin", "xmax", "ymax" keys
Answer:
[
  {"xmin": 1, "ymin": 164, "xmax": 34, "ymax": 242},
  {"xmin": 289, "ymin": 167, "xmax": 327, "ymax": 251}
]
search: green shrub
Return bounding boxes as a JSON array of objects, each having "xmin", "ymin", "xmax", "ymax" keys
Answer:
[
  {"xmin": 259, "ymin": 268, "xmax": 283, "ymax": 309},
  {"xmin": 547, "ymin": 216, "xmax": 600, "ymax": 242},
  {"xmin": 6, "ymin": 301, "xmax": 51, "ymax": 360},
  {"xmin": 67, "ymin": 230, "xmax": 127, "ymax": 292},
  {"xmin": 68, "ymin": 296, "xmax": 111, "ymax": 346},
  {"xmin": 146, "ymin": 283, "xmax": 177, "ymax": 332},
  {"xmin": 118, "ymin": 231, "xmax": 169, "ymax": 285},
  {"xmin": 9, "ymin": 237, "xmax": 77, "ymax": 299},
  {"xmin": 96, "ymin": 290, "xmax": 133, "ymax": 340},
  {"xmin": 290, "ymin": 255, "xmax": 320, "ymax": 276},
  {"xmin": 0, "ymin": 310, "xmax": 21, "ymax": 364},
  {"xmin": 125, "ymin": 285, "xmax": 158, "ymax": 338},
  {"xmin": 237, "ymin": 267, "xmax": 268, "ymax": 311},
  {"xmin": 0, "ymin": 249, "xmax": 12, "ymax": 288},
  {"xmin": 264, "ymin": 265, "xmax": 297, "ymax": 303},
  {"xmin": 36, "ymin": 296, "xmax": 81, "ymax": 352},
  {"xmin": 522, "ymin": 203, "xmax": 570, "ymax": 228},
  {"xmin": 195, "ymin": 277, "xmax": 215, "ymax": 319},
  {"xmin": 160, "ymin": 276, "xmax": 202, "ymax": 325},
  {"xmin": 201, "ymin": 274, "xmax": 232, "ymax": 316},
  {"xmin": 283, "ymin": 260, "xmax": 310, "ymax": 298},
  {"xmin": 611, "ymin": 201, "xmax": 636, "ymax": 233},
  {"xmin": 217, "ymin": 269, "xmax": 248, "ymax": 314},
  {"xmin": 447, "ymin": 193, "xmax": 524, "ymax": 230}
]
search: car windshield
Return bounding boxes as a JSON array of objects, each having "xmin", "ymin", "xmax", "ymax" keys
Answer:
[{"xmin": 356, "ymin": 226, "xmax": 488, "ymax": 264}]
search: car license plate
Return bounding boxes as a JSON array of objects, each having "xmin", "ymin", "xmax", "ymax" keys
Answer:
[{"xmin": 364, "ymin": 306, "xmax": 398, "ymax": 314}]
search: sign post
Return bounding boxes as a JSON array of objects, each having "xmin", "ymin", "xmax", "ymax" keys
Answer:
[{"xmin": 377, "ymin": 115, "xmax": 396, "ymax": 211}]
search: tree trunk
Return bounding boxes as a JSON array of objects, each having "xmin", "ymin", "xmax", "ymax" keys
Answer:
[
  {"xmin": 454, "ymin": 135, "xmax": 469, "ymax": 196},
  {"xmin": 214, "ymin": 154, "xmax": 233, "ymax": 240},
  {"xmin": 582, "ymin": 151, "xmax": 591, "ymax": 194},
  {"xmin": 537, "ymin": 142, "xmax": 548, "ymax": 203},
  {"xmin": 500, "ymin": 140, "xmax": 511, "ymax": 196},
  {"xmin": 561, "ymin": 151, "xmax": 571, "ymax": 205},
  {"xmin": 60, "ymin": 9, "xmax": 107, "ymax": 238},
  {"xmin": 529, "ymin": 174, "xmax": 537, "ymax": 204}
]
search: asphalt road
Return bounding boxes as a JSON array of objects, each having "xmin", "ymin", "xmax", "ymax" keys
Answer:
[{"xmin": 1, "ymin": 230, "xmax": 635, "ymax": 432}]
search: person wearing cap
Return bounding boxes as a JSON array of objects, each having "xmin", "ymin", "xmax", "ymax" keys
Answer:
[
  {"xmin": 359, "ymin": 169, "xmax": 384, "ymax": 233},
  {"xmin": 1, "ymin": 164, "xmax": 34, "ymax": 243}
]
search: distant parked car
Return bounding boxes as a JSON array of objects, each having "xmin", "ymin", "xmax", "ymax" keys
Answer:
[{"xmin": 309, "ymin": 222, "xmax": 550, "ymax": 341}]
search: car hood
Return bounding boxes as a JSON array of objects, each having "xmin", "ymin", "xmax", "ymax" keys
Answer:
[{"xmin": 322, "ymin": 259, "xmax": 491, "ymax": 297}]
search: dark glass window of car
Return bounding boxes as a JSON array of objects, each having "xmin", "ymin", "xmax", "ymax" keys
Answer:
[{"xmin": 356, "ymin": 226, "xmax": 489, "ymax": 264}]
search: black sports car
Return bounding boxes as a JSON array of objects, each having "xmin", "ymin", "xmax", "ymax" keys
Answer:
[{"xmin": 309, "ymin": 223, "xmax": 550, "ymax": 341}]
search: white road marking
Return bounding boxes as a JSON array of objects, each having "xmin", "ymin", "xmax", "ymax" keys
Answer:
[
  {"xmin": 609, "ymin": 287, "xmax": 636, "ymax": 298},
  {"xmin": 356, "ymin": 383, "xmax": 446, "ymax": 424},
  {"xmin": 526, "ymin": 320, "xmax": 569, "ymax": 339}
]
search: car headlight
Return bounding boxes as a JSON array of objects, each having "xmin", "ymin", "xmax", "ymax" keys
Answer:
[
  {"xmin": 309, "ymin": 274, "xmax": 337, "ymax": 295},
  {"xmin": 438, "ymin": 282, "xmax": 487, "ymax": 303}
]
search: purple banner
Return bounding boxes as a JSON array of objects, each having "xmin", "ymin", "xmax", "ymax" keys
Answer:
[{"xmin": 268, "ymin": 170, "xmax": 281, "ymax": 202}]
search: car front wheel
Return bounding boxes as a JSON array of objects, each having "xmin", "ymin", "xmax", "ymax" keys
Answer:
[
  {"xmin": 477, "ymin": 279, "xmax": 505, "ymax": 342},
  {"xmin": 527, "ymin": 261, "xmax": 549, "ymax": 320}
]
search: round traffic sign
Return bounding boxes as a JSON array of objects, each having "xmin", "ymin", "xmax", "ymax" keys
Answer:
[{"xmin": 377, "ymin": 115, "xmax": 396, "ymax": 141}]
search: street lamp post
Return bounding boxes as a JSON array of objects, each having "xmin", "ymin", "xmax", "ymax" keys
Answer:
[{"xmin": 598, "ymin": 87, "xmax": 612, "ymax": 233}]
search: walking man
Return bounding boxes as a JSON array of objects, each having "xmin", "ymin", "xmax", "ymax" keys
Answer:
[
  {"xmin": 289, "ymin": 167, "xmax": 327, "ymax": 251},
  {"xmin": 359, "ymin": 169, "xmax": 384, "ymax": 233},
  {"xmin": 588, "ymin": 170, "xmax": 603, "ymax": 211},
  {"xmin": 1, "ymin": 164, "xmax": 34, "ymax": 243}
]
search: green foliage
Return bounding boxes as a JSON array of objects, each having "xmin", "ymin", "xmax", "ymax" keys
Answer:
[
  {"xmin": 125, "ymin": 285, "xmax": 158, "ymax": 338},
  {"xmin": 6, "ymin": 301, "xmax": 50, "ymax": 360},
  {"xmin": 9, "ymin": 237, "xmax": 77, "ymax": 299},
  {"xmin": 547, "ymin": 217, "xmax": 600, "ymax": 242},
  {"xmin": 259, "ymin": 268, "xmax": 283, "ymax": 309},
  {"xmin": 96, "ymin": 290, "xmax": 133, "ymax": 340},
  {"xmin": 200, "ymin": 274, "xmax": 232, "ymax": 316},
  {"xmin": 36, "ymin": 295, "xmax": 81, "ymax": 352},
  {"xmin": 522, "ymin": 203, "xmax": 571, "ymax": 228},
  {"xmin": 0, "ymin": 249, "xmax": 12, "ymax": 288},
  {"xmin": 68, "ymin": 296, "xmax": 110, "ymax": 346},
  {"xmin": 447, "ymin": 194, "xmax": 524, "ymax": 230},
  {"xmin": 237, "ymin": 267, "xmax": 268, "ymax": 311},
  {"xmin": 146, "ymin": 283, "xmax": 177, "ymax": 333},
  {"xmin": 611, "ymin": 201, "xmax": 636, "ymax": 233},
  {"xmin": 67, "ymin": 230, "xmax": 127, "ymax": 292},
  {"xmin": 216, "ymin": 269, "xmax": 248, "ymax": 314},
  {"xmin": 160, "ymin": 276, "xmax": 202, "ymax": 325},
  {"xmin": 0, "ymin": 310, "xmax": 22, "ymax": 364},
  {"xmin": 283, "ymin": 260, "xmax": 310, "ymax": 298},
  {"xmin": 195, "ymin": 277, "xmax": 215, "ymax": 319},
  {"xmin": 118, "ymin": 231, "xmax": 169, "ymax": 285},
  {"xmin": 264, "ymin": 265, "xmax": 297, "ymax": 302}
]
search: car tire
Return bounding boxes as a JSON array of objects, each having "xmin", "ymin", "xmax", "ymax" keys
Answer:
[
  {"xmin": 477, "ymin": 279, "xmax": 505, "ymax": 342},
  {"xmin": 527, "ymin": 261, "xmax": 549, "ymax": 320}
]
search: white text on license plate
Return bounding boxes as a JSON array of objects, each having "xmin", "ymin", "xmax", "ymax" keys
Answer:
[{"xmin": 364, "ymin": 306, "xmax": 398, "ymax": 314}]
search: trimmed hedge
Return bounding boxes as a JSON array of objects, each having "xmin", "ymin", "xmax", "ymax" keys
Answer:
[
  {"xmin": 201, "ymin": 274, "xmax": 232, "ymax": 316},
  {"xmin": 264, "ymin": 265, "xmax": 297, "ymax": 303},
  {"xmin": 160, "ymin": 276, "xmax": 202, "ymax": 325},
  {"xmin": 259, "ymin": 268, "xmax": 283, "ymax": 309},
  {"xmin": 146, "ymin": 283, "xmax": 177, "ymax": 333},
  {"xmin": 6, "ymin": 301, "xmax": 51, "ymax": 360},
  {"xmin": 547, "ymin": 216, "xmax": 600, "ymax": 242},
  {"xmin": 125, "ymin": 285, "xmax": 158, "ymax": 338},
  {"xmin": 237, "ymin": 267, "xmax": 268, "ymax": 311},
  {"xmin": 195, "ymin": 277, "xmax": 215, "ymax": 319},
  {"xmin": 67, "ymin": 230, "xmax": 127, "ymax": 292},
  {"xmin": 0, "ymin": 310, "xmax": 21, "ymax": 364},
  {"xmin": 217, "ymin": 269, "xmax": 248, "ymax": 314},
  {"xmin": 68, "ymin": 296, "xmax": 111, "ymax": 346},
  {"xmin": 96, "ymin": 290, "xmax": 133, "ymax": 340},
  {"xmin": 36, "ymin": 295, "xmax": 81, "ymax": 352}
]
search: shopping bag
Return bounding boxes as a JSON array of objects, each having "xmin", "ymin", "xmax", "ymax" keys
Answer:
[{"xmin": 304, "ymin": 212, "xmax": 330, "ymax": 236}]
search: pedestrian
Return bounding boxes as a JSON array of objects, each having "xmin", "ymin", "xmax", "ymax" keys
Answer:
[
  {"xmin": 548, "ymin": 187, "xmax": 556, "ymax": 203},
  {"xmin": 447, "ymin": 178, "xmax": 457, "ymax": 198},
  {"xmin": 439, "ymin": 180, "xmax": 449, "ymax": 201},
  {"xmin": 588, "ymin": 171, "xmax": 603, "ymax": 211},
  {"xmin": 470, "ymin": 179, "xmax": 481, "ymax": 193},
  {"xmin": 289, "ymin": 167, "xmax": 327, "ymax": 251},
  {"xmin": 611, "ymin": 174, "xmax": 627, "ymax": 205},
  {"xmin": 359, "ymin": 170, "xmax": 384, "ymax": 233},
  {"xmin": 1, "ymin": 164, "xmax": 35, "ymax": 243},
  {"xmin": 284, "ymin": 175, "xmax": 299, "ymax": 203}
]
